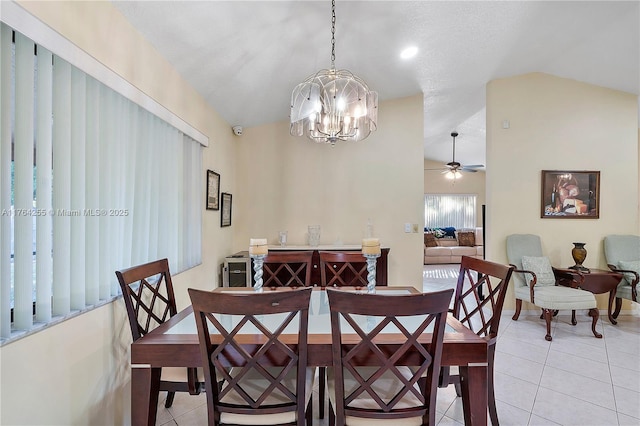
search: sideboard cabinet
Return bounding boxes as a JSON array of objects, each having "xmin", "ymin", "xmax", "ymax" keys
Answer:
[{"xmin": 223, "ymin": 246, "xmax": 389, "ymax": 287}]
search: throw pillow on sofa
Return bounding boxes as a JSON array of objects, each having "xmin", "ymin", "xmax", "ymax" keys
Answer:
[
  {"xmin": 456, "ymin": 231, "xmax": 475, "ymax": 247},
  {"xmin": 424, "ymin": 233, "xmax": 438, "ymax": 247}
]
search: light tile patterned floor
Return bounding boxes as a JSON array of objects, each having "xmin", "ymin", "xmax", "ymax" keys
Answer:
[{"xmin": 155, "ymin": 264, "xmax": 640, "ymax": 425}]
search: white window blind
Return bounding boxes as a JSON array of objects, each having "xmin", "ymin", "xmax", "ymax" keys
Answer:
[
  {"xmin": 0, "ymin": 24, "xmax": 203, "ymax": 342},
  {"xmin": 424, "ymin": 194, "xmax": 476, "ymax": 229}
]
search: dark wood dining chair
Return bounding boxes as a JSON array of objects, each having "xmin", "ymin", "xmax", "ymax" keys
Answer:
[
  {"xmin": 115, "ymin": 258, "xmax": 203, "ymax": 409},
  {"xmin": 326, "ymin": 287, "xmax": 454, "ymax": 426},
  {"xmin": 317, "ymin": 250, "xmax": 369, "ymax": 418},
  {"xmin": 263, "ymin": 251, "xmax": 313, "ymax": 287},
  {"xmin": 439, "ymin": 256, "xmax": 514, "ymax": 426},
  {"xmin": 319, "ymin": 251, "xmax": 368, "ymax": 287},
  {"xmin": 188, "ymin": 287, "xmax": 314, "ymax": 426}
]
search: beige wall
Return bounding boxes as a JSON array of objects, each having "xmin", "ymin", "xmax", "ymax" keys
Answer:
[
  {"xmin": 235, "ymin": 94, "xmax": 426, "ymax": 288},
  {"xmin": 424, "ymin": 158, "xmax": 486, "ymax": 227},
  {"xmin": 3, "ymin": 3, "xmax": 637, "ymax": 425},
  {"xmin": 2, "ymin": 1, "xmax": 235, "ymax": 424},
  {"xmin": 1, "ymin": 3, "xmax": 426, "ymax": 424},
  {"xmin": 486, "ymin": 72, "xmax": 639, "ymax": 311}
]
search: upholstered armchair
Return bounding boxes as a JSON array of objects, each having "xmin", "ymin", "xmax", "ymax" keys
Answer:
[
  {"xmin": 604, "ymin": 235, "xmax": 640, "ymax": 318},
  {"xmin": 506, "ymin": 234, "xmax": 601, "ymax": 341}
]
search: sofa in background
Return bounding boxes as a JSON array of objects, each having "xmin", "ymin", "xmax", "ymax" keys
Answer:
[{"xmin": 424, "ymin": 227, "xmax": 484, "ymax": 264}]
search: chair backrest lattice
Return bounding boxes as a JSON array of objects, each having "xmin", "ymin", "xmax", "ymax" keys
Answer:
[
  {"xmin": 263, "ymin": 251, "xmax": 313, "ymax": 287},
  {"xmin": 116, "ymin": 258, "xmax": 177, "ymax": 341},
  {"xmin": 327, "ymin": 288, "xmax": 453, "ymax": 425},
  {"xmin": 454, "ymin": 256, "xmax": 514, "ymax": 342},
  {"xmin": 319, "ymin": 251, "xmax": 368, "ymax": 287},
  {"xmin": 189, "ymin": 287, "xmax": 312, "ymax": 425}
]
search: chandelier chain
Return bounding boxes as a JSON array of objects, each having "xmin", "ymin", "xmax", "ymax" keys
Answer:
[{"xmin": 330, "ymin": 0, "xmax": 336, "ymax": 69}]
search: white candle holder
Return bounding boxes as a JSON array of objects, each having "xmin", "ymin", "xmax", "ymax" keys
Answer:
[
  {"xmin": 250, "ymin": 254, "xmax": 266, "ymax": 293},
  {"xmin": 364, "ymin": 253, "xmax": 380, "ymax": 294}
]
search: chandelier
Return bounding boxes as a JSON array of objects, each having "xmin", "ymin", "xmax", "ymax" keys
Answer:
[{"xmin": 290, "ymin": 0, "xmax": 378, "ymax": 145}]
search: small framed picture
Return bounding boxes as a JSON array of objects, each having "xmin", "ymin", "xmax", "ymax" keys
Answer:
[
  {"xmin": 206, "ymin": 170, "xmax": 220, "ymax": 211},
  {"xmin": 541, "ymin": 170, "xmax": 600, "ymax": 219},
  {"xmin": 221, "ymin": 192, "xmax": 232, "ymax": 227}
]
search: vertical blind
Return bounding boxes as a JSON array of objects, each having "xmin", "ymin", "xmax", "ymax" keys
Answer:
[
  {"xmin": 424, "ymin": 194, "xmax": 476, "ymax": 229},
  {"xmin": 0, "ymin": 24, "xmax": 202, "ymax": 340}
]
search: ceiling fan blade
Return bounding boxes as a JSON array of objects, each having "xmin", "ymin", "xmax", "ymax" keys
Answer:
[
  {"xmin": 460, "ymin": 167, "xmax": 478, "ymax": 173},
  {"xmin": 424, "ymin": 167, "xmax": 448, "ymax": 171},
  {"xmin": 462, "ymin": 164, "xmax": 484, "ymax": 169}
]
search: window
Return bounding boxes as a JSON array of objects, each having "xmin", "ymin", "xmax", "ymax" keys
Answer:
[
  {"xmin": 0, "ymin": 24, "xmax": 203, "ymax": 343},
  {"xmin": 424, "ymin": 194, "xmax": 476, "ymax": 229}
]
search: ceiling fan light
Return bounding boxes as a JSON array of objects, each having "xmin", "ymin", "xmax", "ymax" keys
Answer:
[{"xmin": 445, "ymin": 170, "xmax": 462, "ymax": 180}]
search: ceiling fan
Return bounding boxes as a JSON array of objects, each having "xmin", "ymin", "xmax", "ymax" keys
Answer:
[{"xmin": 425, "ymin": 132, "xmax": 484, "ymax": 180}]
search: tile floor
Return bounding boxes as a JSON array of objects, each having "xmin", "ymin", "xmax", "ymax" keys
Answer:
[{"xmin": 155, "ymin": 264, "xmax": 640, "ymax": 425}]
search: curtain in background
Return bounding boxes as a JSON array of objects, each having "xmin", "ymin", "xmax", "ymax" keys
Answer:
[
  {"xmin": 0, "ymin": 24, "xmax": 202, "ymax": 340},
  {"xmin": 424, "ymin": 194, "xmax": 476, "ymax": 229}
]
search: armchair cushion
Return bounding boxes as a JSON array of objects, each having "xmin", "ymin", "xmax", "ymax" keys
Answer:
[
  {"xmin": 618, "ymin": 260, "xmax": 640, "ymax": 286},
  {"xmin": 533, "ymin": 286, "xmax": 596, "ymax": 310},
  {"xmin": 521, "ymin": 256, "xmax": 556, "ymax": 287}
]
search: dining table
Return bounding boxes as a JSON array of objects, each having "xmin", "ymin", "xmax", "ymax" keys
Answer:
[{"xmin": 130, "ymin": 286, "xmax": 489, "ymax": 425}]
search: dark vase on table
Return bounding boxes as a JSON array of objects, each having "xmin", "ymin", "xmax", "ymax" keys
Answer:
[{"xmin": 570, "ymin": 242, "xmax": 589, "ymax": 272}]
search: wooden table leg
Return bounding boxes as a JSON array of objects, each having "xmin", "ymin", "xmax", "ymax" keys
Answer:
[
  {"xmin": 607, "ymin": 288, "xmax": 618, "ymax": 325},
  {"xmin": 459, "ymin": 363, "xmax": 488, "ymax": 426},
  {"xmin": 131, "ymin": 365, "xmax": 161, "ymax": 426}
]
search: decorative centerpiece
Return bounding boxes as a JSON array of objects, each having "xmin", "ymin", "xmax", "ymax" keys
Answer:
[
  {"xmin": 362, "ymin": 238, "xmax": 381, "ymax": 293},
  {"xmin": 249, "ymin": 238, "xmax": 268, "ymax": 292},
  {"xmin": 569, "ymin": 242, "xmax": 590, "ymax": 273}
]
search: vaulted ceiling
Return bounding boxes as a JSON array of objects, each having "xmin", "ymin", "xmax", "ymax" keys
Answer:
[{"xmin": 112, "ymin": 1, "xmax": 639, "ymax": 167}]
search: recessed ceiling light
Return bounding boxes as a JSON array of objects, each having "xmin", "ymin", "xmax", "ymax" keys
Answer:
[{"xmin": 400, "ymin": 46, "xmax": 418, "ymax": 59}]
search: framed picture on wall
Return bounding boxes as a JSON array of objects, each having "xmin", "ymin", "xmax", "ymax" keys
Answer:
[
  {"xmin": 221, "ymin": 192, "xmax": 232, "ymax": 227},
  {"xmin": 541, "ymin": 170, "xmax": 600, "ymax": 219},
  {"xmin": 206, "ymin": 170, "xmax": 220, "ymax": 211}
]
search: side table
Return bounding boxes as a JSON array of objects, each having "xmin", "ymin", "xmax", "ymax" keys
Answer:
[{"xmin": 573, "ymin": 269, "xmax": 623, "ymax": 324}]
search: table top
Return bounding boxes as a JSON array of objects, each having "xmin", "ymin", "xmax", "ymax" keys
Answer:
[
  {"xmin": 166, "ymin": 287, "xmax": 455, "ymax": 336},
  {"xmin": 131, "ymin": 286, "xmax": 487, "ymax": 368},
  {"xmin": 557, "ymin": 269, "xmax": 623, "ymax": 295}
]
